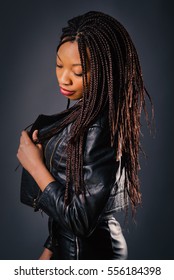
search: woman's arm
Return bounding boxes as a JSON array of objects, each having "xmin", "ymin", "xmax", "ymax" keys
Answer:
[
  {"xmin": 37, "ymin": 125, "xmax": 118, "ymax": 237},
  {"xmin": 17, "ymin": 125, "xmax": 118, "ymax": 237}
]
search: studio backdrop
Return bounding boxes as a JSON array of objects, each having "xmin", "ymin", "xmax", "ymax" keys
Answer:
[{"xmin": 0, "ymin": 0, "xmax": 173, "ymax": 260}]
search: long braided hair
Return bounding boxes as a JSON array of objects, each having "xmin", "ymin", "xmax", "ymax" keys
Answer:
[{"xmin": 39, "ymin": 11, "xmax": 152, "ymax": 214}]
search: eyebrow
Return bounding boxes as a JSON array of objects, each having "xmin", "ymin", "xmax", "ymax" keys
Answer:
[{"xmin": 57, "ymin": 54, "xmax": 82, "ymax": 67}]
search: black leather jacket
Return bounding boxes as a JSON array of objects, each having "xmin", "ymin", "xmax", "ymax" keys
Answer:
[{"xmin": 23, "ymin": 108, "xmax": 128, "ymax": 259}]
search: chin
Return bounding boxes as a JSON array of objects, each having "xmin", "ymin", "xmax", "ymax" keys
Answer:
[{"xmin": 68, "ymin": 96, "xmax": 82, "ymax": 101}]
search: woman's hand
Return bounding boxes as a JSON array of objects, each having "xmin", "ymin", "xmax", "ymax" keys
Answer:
[
  {"xmin": 17, "ymin": 129, "xmax": 55, "ymax": 191},
  {"xmin": 17, "ymin": 130, "xmax": 44, "ymax": 176}
]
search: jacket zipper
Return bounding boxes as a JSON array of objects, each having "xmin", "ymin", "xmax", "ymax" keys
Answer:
[
  {"xmin": 44, "ymin": 136, "xmax": 61, "ymax": 172},
  {"xmin": 44, "ymin": 137, "xmax": 53, "ymax": 170},
  {"xmin": 76, "ymin": 237, "xmax": 79, "ymax": 259},
  {"xmin": 49, "ymin": 137, "xmax": 61, "ymax": 172}
]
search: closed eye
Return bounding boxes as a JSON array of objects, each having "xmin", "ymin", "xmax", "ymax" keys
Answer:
[
  {"xmin": 74, "ymin": 73, "xmax": 83, "ymax": 77},
  {"xmin": 56, "ymin": 64, "xmax": 63, "ymax": 68}
]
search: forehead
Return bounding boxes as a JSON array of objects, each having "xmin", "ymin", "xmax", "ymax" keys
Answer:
[{"xmin": 57, "ymin": 41, "xmax": 81, "ymax": 63}]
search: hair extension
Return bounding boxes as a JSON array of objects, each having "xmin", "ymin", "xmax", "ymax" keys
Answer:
[{"xmin": 39, "ymin": 11, "xmax": 153, "ymax": 216}]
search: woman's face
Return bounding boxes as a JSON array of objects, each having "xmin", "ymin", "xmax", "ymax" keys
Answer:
[{"xmin": 56, "ymin": 41, "xmax": 90, "ymax": 100}]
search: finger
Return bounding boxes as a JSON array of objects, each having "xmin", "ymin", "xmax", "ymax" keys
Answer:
[
  {"xmin": 32, "ymin": 130, "xmax": 39, "ymax": 143},
  {"xmin": 20, "ymin": 130, "xmax": 31, "ymax": 145},
  {"xmin": 32, "ymin": 130, "xmax": 42, "ymax": 150}
]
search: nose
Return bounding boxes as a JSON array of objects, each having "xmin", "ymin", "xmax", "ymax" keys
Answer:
[{"xmin": 58, "ymin": 70, "xmax": 72, "ymax": 86}]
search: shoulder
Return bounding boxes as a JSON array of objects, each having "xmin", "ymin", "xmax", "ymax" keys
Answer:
[
  {"xmin": 89, "ymin": 109, "xmax": 109, "ymax": 129},
  {"xmin": 85, "ymin": 109, "xmax": 110, "ymax": 143},
  {"xmin": 86, "ymin": 108, "xmax": 110, "ymax": 137},
  {"xmin": 84, "ymin": 110, "xmax": 112, "ymax": 162}
]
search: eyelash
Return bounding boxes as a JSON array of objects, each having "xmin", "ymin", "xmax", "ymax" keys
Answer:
[
  {"xmin": 56, "ymin": 64, "xmax": 83, "ymax": 77},
  {"xmin": 74, "ymin": 73, "xmax": 83, "ymax": 77},
  {"xmin": 56, "ymin": 64, "xmax": 62, "ymax": 68}
]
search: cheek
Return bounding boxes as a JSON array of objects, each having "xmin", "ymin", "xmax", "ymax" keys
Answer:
[{"xmin": 76, "ymin": 79, "xmax": 83, "ymax": 91}]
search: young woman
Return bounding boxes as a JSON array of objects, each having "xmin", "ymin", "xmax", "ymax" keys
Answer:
[{"xmin": 17, "ymin": 11, "xmax": 152, "ymax": 260}]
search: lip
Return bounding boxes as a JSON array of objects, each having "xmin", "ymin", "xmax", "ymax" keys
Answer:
[{"xmin": 59, "ymin": 86, "xmax": 75, "ymax": 96}]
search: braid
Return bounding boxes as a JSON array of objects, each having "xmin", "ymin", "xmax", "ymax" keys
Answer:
[{"xmin": 39, "ymin": 11, "xmax": 152, "ymax": 215}]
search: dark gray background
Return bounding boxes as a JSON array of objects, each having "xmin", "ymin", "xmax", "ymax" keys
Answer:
[{"xmin": 0, "ymin": 0, "xmax": 173, "ymax": 259}]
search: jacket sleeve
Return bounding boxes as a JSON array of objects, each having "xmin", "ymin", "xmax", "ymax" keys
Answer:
[
  {"xmin": 43, "ymin": 218, "xmax": 54, "ymax": 252},
  {"xmin": 37, "ymin": 124, "xmax": 119, "ymax": 237},
  {"xmin": 44, "ymin": 236, "xmax": 54, "ymax": 251},
  {"xmin": 44, "ymin": 218, "xmax": 59, "ymax": 252}
]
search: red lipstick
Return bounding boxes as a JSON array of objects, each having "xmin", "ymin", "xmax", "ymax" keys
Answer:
[{"xmin": 60, "ymin": 87, "xmax": 75, "ymax": 96}]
